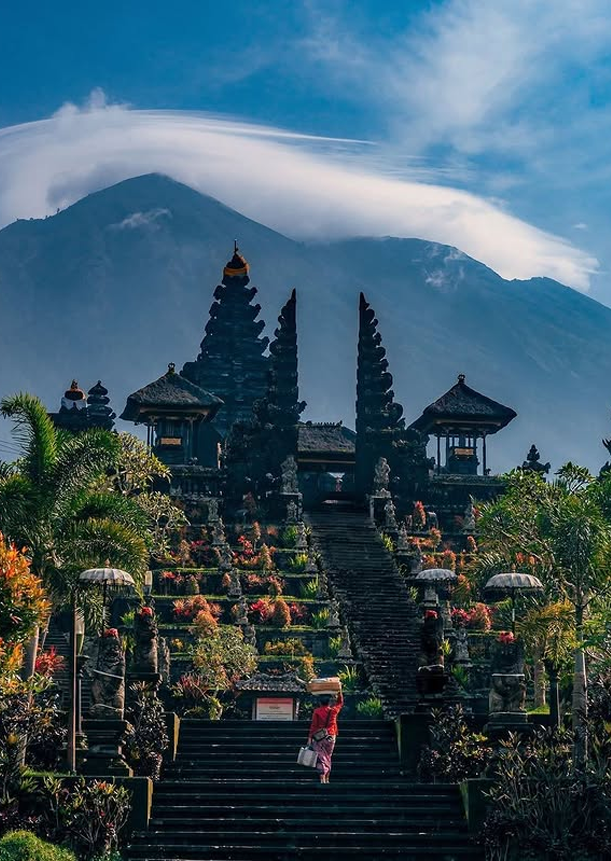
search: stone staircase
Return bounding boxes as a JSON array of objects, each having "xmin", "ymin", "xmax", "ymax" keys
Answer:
[
  {"xmin": 307, "ymin": 508, "xmax": 421, "ymax": 717},
  {"xmin": 127, "ymin": 720, "xmax": 479, "ymax": 860}
]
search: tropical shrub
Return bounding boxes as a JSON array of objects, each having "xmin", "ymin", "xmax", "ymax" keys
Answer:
[
  {"xmin": 173, "ymin": 595, "xmax": 221, "ymax": 623},
  {"xmin": 0, "ymin": 831, "xmax": 76, "ymax": 861},
  {"xmin": 0, "ymin": 538, "xmax": 49, "ymax": 648},
  {"xmin": 42, "ymin": 777, "xmax": 131, "ymax": 859},
  {"xmin": 281, "ymin": 526, "xmax": 297, "ymax": 548},
  {"xmin": 33, "ymin": 648, "xmax": 64, "ymax": 678},
  {"xmin": 311, "ymin": 609, "xmax": 330, "ymax": 630},
  {"xmin": 287, "ymin": 602, "xmax": 310, "ymax": 624},
  {"xmin": 124, "ymin": 682, "xmax": 169, "ymax": 780},
  {"xmin": 328, "ymin": 635, "xmax": 342, "ymax": 657},
  {"xmin": 289, "ymin": 554, "xmax": 308, "ymax": 572},
  {"xmin": 482, "ymin": 726, "xmax": 611, "ymax": 860},
  {"xmin": 300, "ymin": 580, "xmax": 318, "ymax": 599},
  {"xmin": 270, "ymin": 599, "xmax": 291, "ymax": 629},
  {"xmin": 417, "ymin": 706, "xmax": 491, "ymax": 783},
  {"xmin": 356, "ymin": 697, "xmax": 384, "ymax": 718},
  {"xmin": 263, "ymin": 638, "xmax": 310, "ymax": 657},
  {"xmin": 190, "ymin": 626, "xmax": 257, "ymax": 695},
  {"xmin": 338, "ymin": 665, "xmax": 362, "ymax": 692},
  {"xmin": 249, "ymin": 598, "xmax": 273, "ymax": 624}
]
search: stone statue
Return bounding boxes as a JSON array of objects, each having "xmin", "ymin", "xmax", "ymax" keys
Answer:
[
  {"xmin": 421, "ymin": 611, "xmax": 444, "ymax": 668},
  {"xmin": 207, "ymin": 497, "xmax": 220, "ymax": 524},
  {"xmin": 218, "ymin": 543, "xmax": 234, "ymax": 573},
  {"xmin": 132, "ymin": 606, "xmax": 158, "ymax": 675},
  {"xmin": 90, "ymin": 630, "xmax": 126, "ymax": 719},
  {"xmin": 212, "ymin": 519, "xmax": 227, "ymax": 547},
  {"xmin": 489, "ymin": 673, "xmax": 526, "ymax": 715},
  {"xmin": 157, "ymin": 637, "xmax": 171, "ymax": 683},
  {"xmin": 373, "ymin": 457, "xmax": 391, "ymax": 497},
  {"xmin": 316, "ymin": 570, "xmax": 328, "ymax": 599},
  {"xmin": 396, "ymin": 524, "xmax": 410, "ymax": 552},
  {"xmin": 295, "ymin": 521, "xmax": 308, "ymax": 552},
  {"xmin": 462, "ymin": 501, "xmax": 476, "ymax": 533},
  {"xmin": 285, "ymin": 500, "xmax": 298, "ymax": 525},
  {"xmin": 234, "ymin": 595, "xmax": 249, "ymax": 625},
  {"xmin": 384, "ymin": 499, "xmax": 398, "ymax": 532},
  {"xmin": 228, "ymin": 569, "xmax": 243, "ymax": 599},
  {"xmin": 454, "ymin": 627, "xmax": 471, "ymax": 665},
  {"xmin": 410, "ymin": 543, "xmax": 424, "ymax": 574},
  {"xmin": 338, "ymin": 626, "xmax": 352, "ymax": 659},
  {"xmin": 327, "ymin": 599, "xmax": 341, "ymax": 629},
  {"xmin": 281, "ymin": 455, "xmax": 299, "ymax": 494},
  {"xmin": 491, "ymin": 637, "xmax": 524, "ymax": 675},
  {"xmin": 241, "ymin": 622, "xmax": 257, "ymax": 650}
]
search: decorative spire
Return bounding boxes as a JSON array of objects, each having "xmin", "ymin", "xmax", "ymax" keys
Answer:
[
  {"xmin": 87, "ymin": 380, "xmax": 116, "ymax": 431},
  {"xmin": 355, "ymin": 293, "xmax": 428, "ymax": 497},
  {"xmin": 521, "ymin": 444, "xmax": 550, "ymax": 475},
  {"xmin": 61, "ymin": 380, "xmax": 87, "ymax": 411},
  {"xmin": 181, "ymin": 245, "xmax": 269, "ymax": 437}
]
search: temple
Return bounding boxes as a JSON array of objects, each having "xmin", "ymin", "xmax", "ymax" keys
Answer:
[{"xmin": 50, "ymin": 379, "xmax": 116, "ymax": 432}]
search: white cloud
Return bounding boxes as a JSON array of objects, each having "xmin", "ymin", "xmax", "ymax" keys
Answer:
[
  {"xmin": 0, "ymin": 92, "xmax": 597, "ymax": 290},
  {"xmin": 109, "ymin": 207, "xmax": 171, "ymax": 230}
]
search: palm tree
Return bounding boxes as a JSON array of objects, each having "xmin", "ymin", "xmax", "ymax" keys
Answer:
[{"xmin": 0, "ymin": 393, "xmax": 149, "ymax": 674}]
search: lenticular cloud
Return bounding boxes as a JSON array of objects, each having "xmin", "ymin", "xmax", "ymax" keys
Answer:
[{"xmin": 0, "ymin": 95, "xmax": 597, "ymax": 290}]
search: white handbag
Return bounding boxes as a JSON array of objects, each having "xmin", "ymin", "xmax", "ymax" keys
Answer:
[{"xmin": 297, "ymin": 745, "xmax": 318, "ymax": 768}]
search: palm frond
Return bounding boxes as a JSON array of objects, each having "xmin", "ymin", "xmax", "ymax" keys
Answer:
[
  {"xmin": 63, "ymin": 516, "xmax": 149, "ymax": 583},
  {"xmin": 51, "ymin": 427, "xmax": 120, "ymax": 515},
  {"xmin": 1, "ymin": 392, "xmax": 58, "ymax": 483},
  {"xmin": 71, "ymin": 491, "xmax": 149, "ymax": 532}
]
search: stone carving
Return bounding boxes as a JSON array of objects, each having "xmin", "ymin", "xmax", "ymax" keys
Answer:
[
  {"xmin": 295, "ymin": 521, "xmax": 308, "ymax": 552},
  {"xmin": 372, "ymin": 457, "xmax": 391, "ymax": 497},
  {"xmin": 521, "ymin": 445, "xmax": 550, "ymax": 475},
  {"xmin": 207, "ymin": 497, "xmax": 220, "ymax": 524},
  {"xmin": 234, "ymin": 595, "xmax": 249, "ymax": 625},
  {"xmin": 285, "ymin": 499, "xmax": 299, "ymax": 525},
  {"xmin": 491, "ymin": 637, "xmax": 525, "ymax": 675},
  {"xmin": 327, "ymin": 599, "xmax": 341, "ymax": 629},
  {"xmin": 454, "ymin": 627, "xmax": 471, "ymax": 665},
  {"xmin": 396, "ymin": 524, "xmax": 410, "ymax": 553},
  {"xmin": 462, "ymin": 502, "xmax": 476, "ymax": 533},
  {"xmin": 157, "ymin": 637, "xmax": 171, "ymax": 683},
  {"xmin": 241, "ymin": 622, "xmax": 258, "ymax": 649},
  {"xmin": 421, "ymin": 610, "xmax": 444, "ymax": 668},
  {"xmin": 133, "ymin": 607, "xmax": 158, "ymax": 675},
  {"xmin": 228, "ymin": 569, "xmax": 243, "ymax": 599},
  {"xmin": 316, "ymin": 570, "xmax": 328, "ymax": 599},
  {"xmin": 281, "ymin": 455, "xmax": 299, "ymax": 494},
  {"xmin": 338, "ymin": 626, "xmax": 352, "ymax": 659},
  {"xmin": 90, "ymin": 630, "xmax": 126, "ymax": 719},
  {"xmin": 384, "ymin": 499, "xmax": 398, "ymax": 532},
  {"xmin": 218, "ymin": 543, "xmax": 234, "ymax": 573},
  {"xmin": 410, "ymin": 543, "xmax": 424, "ymax": 575},
  {"xmin": 489, "ymin": 673, "xmax": 526, "ymax": 715},
  {"xmin": 212, "ymin": 519, "xmax": 227, "ymax": 547}
]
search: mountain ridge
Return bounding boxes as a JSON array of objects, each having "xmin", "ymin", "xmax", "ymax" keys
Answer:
[{"xmin": 0, "ymin": 172, "xmax": 609, "ymax": 471}]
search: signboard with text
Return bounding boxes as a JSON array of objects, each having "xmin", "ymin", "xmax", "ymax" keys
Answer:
[{"xmin": 255, "ymin": 697, "xmax": 295, "ymax": 721}]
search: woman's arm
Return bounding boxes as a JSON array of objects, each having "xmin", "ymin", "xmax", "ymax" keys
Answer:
[{"xmin": 334, "ymin": 690, "xmax": 344, "ymax": 711}]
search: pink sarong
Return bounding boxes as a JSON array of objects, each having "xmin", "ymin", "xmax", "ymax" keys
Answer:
[{"xmin": 311, "ymin": 735, "xmax": 336, "ymax": 777}]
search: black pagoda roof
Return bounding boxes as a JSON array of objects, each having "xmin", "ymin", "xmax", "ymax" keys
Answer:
[
  {"xmin": 120, "ymin": 363, "xmax": 223, "ymax": 422},
  {"xmin": 410, "ymin": 374, "xmax": 517, "ymax": 435}
]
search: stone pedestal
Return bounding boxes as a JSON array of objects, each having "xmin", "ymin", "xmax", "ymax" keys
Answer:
[
  {"xmin": 81, "ymin": 719, "xmax": 132, "ymax": 776},
  {"xmin": 485, "ymin": 672, "xmax": 528, "ymax": 739}
]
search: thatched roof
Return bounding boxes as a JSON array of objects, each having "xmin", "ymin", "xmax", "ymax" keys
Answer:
[
  {"xmin": 236, "ymin": 671, "xmax": 306, "ymax": 694},
  {"xmin": 410, "ymin": 374, "xmax": 516, "ymax": 434},
  {"xmin": 298, "ymin": 422, "xmax": 356, "ymax": 455},
  {"xmin": 120, "ymin": 363, "xmax": 223, "ymax": 422}
]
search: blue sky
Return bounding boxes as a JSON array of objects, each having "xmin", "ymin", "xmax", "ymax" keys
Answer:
[{"xmin": 1, "ymin": 0, "xmax": 611, "ymax": 300}]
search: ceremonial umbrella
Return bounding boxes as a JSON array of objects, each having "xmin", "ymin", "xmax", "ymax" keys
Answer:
[
  {"xmin": 415, "ymin": 568, "xmax": 458, "ymax": 617},
  {"xmin": 78, "ymin": 565, "xmax": 136, "ymax": 605},
  {"xmin": 483, "ymin": 572, "xmax": 544, "ymax": 634}
]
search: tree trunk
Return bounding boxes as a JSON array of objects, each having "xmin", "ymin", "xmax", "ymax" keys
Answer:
[
  {"xmin": 20, "ymin": 627, "xmax": 39, "ymax": 680},
  {"xmin": 572, "ymin": 601, "xmax": 588, "ymax": 768},
  {"xmin": 532, "ymin": 645, "xmax": 546, "ymax": 709}
]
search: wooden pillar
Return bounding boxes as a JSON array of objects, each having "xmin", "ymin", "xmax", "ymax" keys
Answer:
[
  {"xmin": 482, "ymin": 434, "xmax": 488, "ymax": 475},
  {"xmin": 436, "ymin": 435, "xmax": 441, "ymax": 475}
]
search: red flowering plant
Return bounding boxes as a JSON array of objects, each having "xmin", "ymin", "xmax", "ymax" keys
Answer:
[
  {"xmin": 139, "ymin": 606, "xmax": 154, "ymax": 618},
  {"xmin": 244, "ymin": 573, "xmax": 265, "ymax": 593},
  {"xmin": 189, "ymin": 539, "xmax": 215, "ymax": 567},
  {"xmin": 34, "ymin": 645, "xmax": 66, "ymax": 676},
  {"xmin": 450, "ymin": 608, "xmax": 470, "ymax": 628},
  {"xmin": 441, "ymin": 549, "xmax": 457, "ymax": 571},
  {"xmin": 466, "ymin": 535, "xmax": 478, "ymax": 554},
  {"xmin": 424, "ymin": 610, "xmax": 439, "ymax": 620},
  {"xmin": 249, "ymin": 598, "xmax": 273, "ymax": 624},
  {"xmin": 466, "ymin": 602, "xmax": 493, "ymax": 632},
  {"xmin": 173, "ymin": 595, "xmax": 221, "ymax": 623},
  {"xmin": 103, "ymin": 628, "xmax": 119, "ymax": 638},
  {"xmin": 288, "ymin": 602, "xmax": 310, "ymax": 624},
  {"xmin": 497, "ymin": 631, "xmax": 516, "ymax": 644},
  {"xmin": 413, "ymin": 501, "xmax": 427, "ymax": 531}
]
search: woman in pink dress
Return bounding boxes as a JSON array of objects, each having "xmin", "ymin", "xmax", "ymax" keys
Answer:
[{"xmin": 308, "ymin": 689, "xmax": 344, "ymax": 784}]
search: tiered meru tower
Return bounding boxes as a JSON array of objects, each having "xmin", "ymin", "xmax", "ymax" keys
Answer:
[
  {"xmin": 355, "ymin": 293, "xmax": 429, "ymax": 499},
  {"xmin": 180, "ymin": 245, "xmax": 269, "ymax": 438}
]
